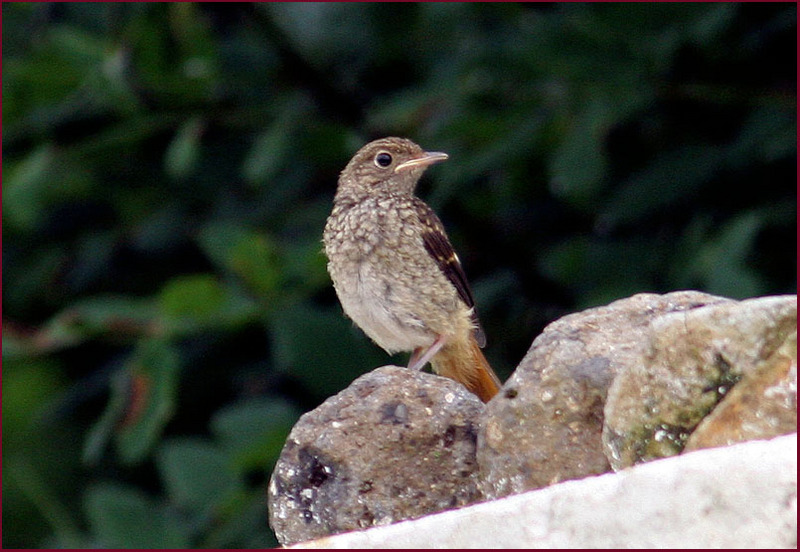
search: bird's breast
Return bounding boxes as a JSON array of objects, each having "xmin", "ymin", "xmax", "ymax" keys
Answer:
[{"xmin": 324, "ymin": 199, "xmax": 435, "ymax": 352}]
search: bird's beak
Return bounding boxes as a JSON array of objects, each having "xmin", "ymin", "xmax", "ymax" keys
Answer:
[{"xmin": 394, "ymin": 151, "xmax": 449, "ymax": 173}]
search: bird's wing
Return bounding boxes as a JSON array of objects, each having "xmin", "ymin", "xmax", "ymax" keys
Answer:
[{"xmin": 413, "ymin": 199, "xmax": 487, "ymax": 347}]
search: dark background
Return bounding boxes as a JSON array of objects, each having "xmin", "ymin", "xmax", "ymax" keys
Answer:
[{"xmin": 3, "ymin": 3, "xmax": 796, "ymax": 548}]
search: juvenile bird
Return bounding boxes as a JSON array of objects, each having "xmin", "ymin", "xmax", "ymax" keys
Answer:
[{"xmin": 323, "ymin": 137, "xmax": 501, "ymax": 402}]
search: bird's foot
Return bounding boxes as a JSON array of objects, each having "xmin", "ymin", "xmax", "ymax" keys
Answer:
[{"xmin": 408, "ymin": 335, "xmax": 446, "ymax": 371}]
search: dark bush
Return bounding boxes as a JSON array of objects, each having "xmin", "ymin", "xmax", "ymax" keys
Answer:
[{"xmin": 3, "ymin": 3, "xmax": 795, "ymax": 547}]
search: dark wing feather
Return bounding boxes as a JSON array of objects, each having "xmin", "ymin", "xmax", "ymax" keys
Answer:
[{"xmin": 413, "ymin": 199, "xmax": 486, "ymax": 347}]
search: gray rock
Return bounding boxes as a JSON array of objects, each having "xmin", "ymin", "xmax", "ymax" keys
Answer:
[
  {"xmin": 268, "ymin": 365, "xmax": 485, "ymax": 546},
  {"xmin": 685, "ymin": 330, "xmax": 797, "ymax": 452},
  {"xmin": 478, "ymin": 291, "xmax": 729, "ymax": 498},
  {"xmin": 603, "ymin": 295, "xmax": 797, "ymax": 470}
]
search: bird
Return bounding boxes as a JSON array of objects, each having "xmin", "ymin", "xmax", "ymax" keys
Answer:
[{"xmin": 323, "ymin": 137, "xmax": 502, "ymax": 402}]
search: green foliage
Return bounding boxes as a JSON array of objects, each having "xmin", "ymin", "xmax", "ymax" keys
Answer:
[
  {"xmin": 83, "ymin": 339, "xmax": 180, "ymax": 466},
  {"xmin": 3, "ymin": 3, "xmax": 795, "ymax": 548},
  {"xmin": 84, "ymin": 483, "xmax": 191, "ymax": 549}
]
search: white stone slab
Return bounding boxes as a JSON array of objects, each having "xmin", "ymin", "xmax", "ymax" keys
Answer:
[{"xmin": 289, "ymin": 433, "xmax": 797, "ymax": 549}]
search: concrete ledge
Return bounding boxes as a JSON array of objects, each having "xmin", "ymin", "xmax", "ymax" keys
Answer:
[{"xmin": 290, "ymin": 433, "xmax": 797, "ymax": 549}]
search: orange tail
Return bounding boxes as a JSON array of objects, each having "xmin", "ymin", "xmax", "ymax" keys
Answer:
[{"xmin": 431, "ymin": 335, "xmax": 502, "ymax": 403}]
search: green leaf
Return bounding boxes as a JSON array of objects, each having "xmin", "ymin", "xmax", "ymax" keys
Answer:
[
  {"xmin": 277, "ymin": 235, "xmax": 331, "ymax": 297},
  {"xmin": 2, "ymin": 145, "xmax": 96, "ymax": 233},
  {"xmin": 539, "ymin": 235, "xmax": 668, "ymax": 309},
  {"xmin": 168, "ymin": 3, "xmax": 219, "ymax": 72},
  {"xmin": 692, "ymin": 211, "xmax": 767, "ymax": 299},
  {"xmin": 5, "ymin": 457, "xmax": 84, "ymax": 548},
  {"xmin": 1, "ymin": 245, "xmax": 67, "ymax": 320},
  {"xmin": 197, "ymin": 223, "xmax": 287, "ymax": 301},
  {"xmin": 201, "ymin": 491, "xmax": 277, "ymax": 549},
  {"xmin": 197, "ymin": 222, "xmax": 250, "ymax": 271},
  {"xmin": 115, "ymin": 340, "xmax": 181, "ymax": 465},
  {"xmin": 157, "ymin": 273, "xmax": 260, "ymax": 335},
  {"xmin": 32, "ymin": 295, "xmax": 157, "ymax": 355},
  {"xmin": 1, "ymin": 359, "xmax": 65, "ymax": 439},
  {"xmin": 83, "ymin": 368, "xmax": 130, "ymax": 466},
  {"xmin": 159, "ymin": 274, "xmax": 226, "ymax": 319},
  {"xmin": 47, "ymin": 26, "xmax": 108, "ymax": 68},
  {"xmin": 727, "ymin": 105, "xmax": 797, "ymax": 166},
  {"xmin": 83, "ymin": 339, "xmax": 181, "ymax": 466},
  {"xmin": 157, "ymin": 438, "xmax": 242, "ymax": 512},
  {"xmin": 228, "ymin": 233, "xmax": 284, "ymax": 299},
  {"xmin": 164, "ymin": 116, "xmax": 204, "ymax": 180},
  {"xmin": 211, "ymin": 398, "xmax": 300, "ymax": 471},
  {"xmin": 242, "ymin": 125, "xmax": 291, "ymax": 186},
  {"xmin": 84, "ymin": 483, "xmax": 190, "ymax": 549},
  {"xmin": 548, "ymin": 100, "xmax": 613, "ymax": 210},
  {"xmin": 269, "ymin": 304, "xmax": 386, "ymax": 398},
  {"xmin": 2, "ymin": 145, "xmax": 55, "ymax": 231},
  {"xmin": 598, "ymin": 144, "xmax": 726, "ymax": 229}
]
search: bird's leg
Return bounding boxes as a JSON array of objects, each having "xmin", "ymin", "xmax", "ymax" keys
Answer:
[{"xmin": 408, "ymin": 335, "xmax": 447, "ymax": 371}]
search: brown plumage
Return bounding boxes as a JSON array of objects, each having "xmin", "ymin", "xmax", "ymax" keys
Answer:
[{"xmin": 323, "ymin": 137, "xmax": 501, "ymax": 402}]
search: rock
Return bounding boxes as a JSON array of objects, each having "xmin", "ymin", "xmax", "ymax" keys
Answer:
[
  {"xmin": 685, "ymin": 330, "xmax": 797, "ymax": 451},
  {"xmin": 268, "ymin": 365, "xmax": 485, "ymax": 546},
  {"xmin": 289, "ymin": 434, "xmax": 798, "ymax": 549},
  {"xmin": 603, "ymin": 295, "xmax": 797, "ymax": 470},
  {"xmin": 477, "ymin": 291, "xmax": 730, "ymax": 498}
]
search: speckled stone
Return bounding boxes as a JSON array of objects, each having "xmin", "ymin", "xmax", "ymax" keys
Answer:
[
  {"xmin": 477, "ymin": 291, "xmax": 730, "ymax": 498},
  {"xmin": 685, "ymin": 330, "xmax": 797, "ymax": 452},
  {"xmin": 603, "ymin": 295, "xmax": 797, "ymax": 470},
  {"xmin": 268, "ymin": 365, "xmax": 485, "ymax": 546}
]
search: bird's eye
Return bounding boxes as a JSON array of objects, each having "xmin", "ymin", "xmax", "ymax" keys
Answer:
[{"xmin": 374, "ymin": 152, "xmax": 393, "ymax": 168}]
